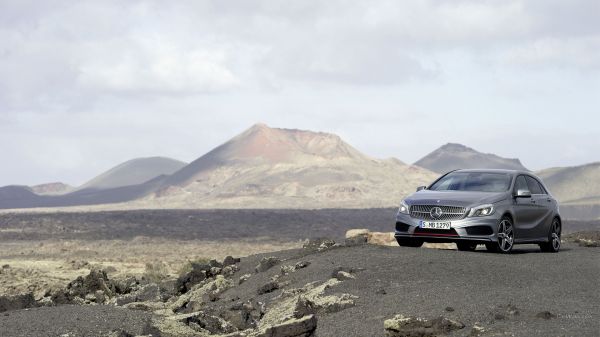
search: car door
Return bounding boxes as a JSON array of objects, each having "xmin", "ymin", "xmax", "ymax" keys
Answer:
[
  {"xmin": 512, "ymin": 175, "xmax": 539, "ymax": 239},
  {"xmin": 525, "ymin": 176, "xmax": 554, "ymax": 240}
]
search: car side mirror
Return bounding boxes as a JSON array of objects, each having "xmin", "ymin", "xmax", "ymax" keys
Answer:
[
  {"xmin": 515, "ymin": 189, "xmax": 532, "ymax": 198},
  {"xmin": 416, "ymin": 186, "xmax": 427, "ymax": 192}
]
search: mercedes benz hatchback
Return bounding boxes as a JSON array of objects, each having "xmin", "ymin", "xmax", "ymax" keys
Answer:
[{"xmin": 395, "ymin": 169, "xmax": 561, "ymax": 253}]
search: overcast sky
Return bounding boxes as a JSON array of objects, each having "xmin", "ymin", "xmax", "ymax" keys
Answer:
[{"xmin": 1, "ymin": 0, "xmax": 599, "ymax": 186}]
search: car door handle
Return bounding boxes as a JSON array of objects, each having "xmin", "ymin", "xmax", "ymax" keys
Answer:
[
  {"xmin": 546, "ymin": 198, "xmax": 552, "ymax": 202},
  {"xmin": 531, "ymin": 200, "xmax": 536, "ymax": 204}
]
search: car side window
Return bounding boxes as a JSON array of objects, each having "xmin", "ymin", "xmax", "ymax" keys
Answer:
[
  {"xmin": 514, "ymin": 176, "xmax": 528, "ymax": 193},
  {"xmin": 525, "ymin": 176, "xmax": 544, "ymax": 195}
]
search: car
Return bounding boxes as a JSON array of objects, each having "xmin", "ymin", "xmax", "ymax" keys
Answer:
[{"xmin": 395, "ymin": 169, "xmax": 561, "ymax": 253}]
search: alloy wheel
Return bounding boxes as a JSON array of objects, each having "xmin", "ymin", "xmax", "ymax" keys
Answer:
[
  {"xmin": 551, "ymin": 219, "xmax": 561, "ymax": 251},
  {"xmin": 497, "ymin": 219, "xmax": 514, "ymax": 253}
]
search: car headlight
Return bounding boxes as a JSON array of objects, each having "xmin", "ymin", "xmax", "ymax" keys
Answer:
[
  {"xmin": 398, "ymin": 200, "xmax": 410, "ymax": 215},
  {"xmin": 468, "ymin": 204, "xmax": 495, "ymax": 217}
]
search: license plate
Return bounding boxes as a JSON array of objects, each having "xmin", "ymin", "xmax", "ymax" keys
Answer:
[{"xmin": 420, "ymin": 221, "xmax": 451, "ymax": 230}]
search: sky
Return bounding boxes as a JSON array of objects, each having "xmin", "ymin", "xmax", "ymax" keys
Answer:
[{"xmin": 1, "ymin": 0, "xmax": 599, "ymax": 186}]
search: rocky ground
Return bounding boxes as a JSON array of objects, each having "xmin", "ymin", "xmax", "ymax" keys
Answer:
[
  {"xmin": 563, "ymin": 231, "xmax": 600, "ymax": 247},
  {"xmin": 1, "ymin": 237, "xmax": 598, "ymax": 337}
]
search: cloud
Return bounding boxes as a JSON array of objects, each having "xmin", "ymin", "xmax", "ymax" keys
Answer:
[{"xmin": 0, "ymin": 0, "xmax": 598, "ymax": 185}]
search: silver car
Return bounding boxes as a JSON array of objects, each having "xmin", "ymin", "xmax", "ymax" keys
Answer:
[{"xmin": 395, "ymin": 169, "xmax": 562, "ymax": 253}]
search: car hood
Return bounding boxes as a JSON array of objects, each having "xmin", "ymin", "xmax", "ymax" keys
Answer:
[{"xmin": 404, "ymin": 190, "xmax": 508, "ymax": 208}]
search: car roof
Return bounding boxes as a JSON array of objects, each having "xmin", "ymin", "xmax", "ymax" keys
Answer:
[{"xmin": 451, "ymin": 169, "xmax": 532, "ymax": 176}]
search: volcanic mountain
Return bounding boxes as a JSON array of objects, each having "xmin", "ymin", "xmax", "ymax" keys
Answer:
[
  {"xmin": 135, "ymin": 123, "xmax": 437, "ymax": 209},
  {"xmin": 414, "ymin": 143, "xmax": 528, "ymax": 173}
]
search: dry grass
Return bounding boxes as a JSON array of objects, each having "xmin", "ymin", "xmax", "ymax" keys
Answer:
[{"xmin": 0, "ymin": 237, "xmax": 301, "ymax": 298}]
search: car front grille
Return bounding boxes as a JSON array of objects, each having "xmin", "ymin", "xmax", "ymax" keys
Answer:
[{"xmin": 409, "ymin": 205, "xmax": 467, "ymax": 221}]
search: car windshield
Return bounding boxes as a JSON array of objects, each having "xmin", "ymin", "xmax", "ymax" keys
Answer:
[{"xmin": 429, "ymin": 172, "xmax": 511, "ymax": 192}]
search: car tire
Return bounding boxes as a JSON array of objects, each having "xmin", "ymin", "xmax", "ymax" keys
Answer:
[
  {"xmin": 456, "ymin": 242, "xmax": 477, "ymax": 251},
  {"xmin": 396, "ymin": 237, "xmax": 424, "ymax": 247},
  {"xmin": 488, "ymin": 216, "xmax": 514, "ymax": 254},
  {"xmin": 539, "ymin": 218, "xmax": 561, "ymax": 253}
]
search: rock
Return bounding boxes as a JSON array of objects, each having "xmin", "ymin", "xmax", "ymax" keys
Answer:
[
  {"xmin": 209, "ymin": 259, "xmax": 223, "ymax": 268},
  {"xmin": 536, "ymin": 311, "xmax": 556, "ymax": 320},
  {"xmin": 423, "ymin": 243, "xmax": 457, "ymax": 250},
  {"xmin": 294, "ymin": 261, "xmax": 310, "ymax": 270},
  {"xmin": 489, "ymin": 304, "xmax": 520, "ymax": 321},
  {"xmin": 256, "ymin": 257, "xmax": 281, "ymax": 273},
  {"xmin": 182, "ymin": 311, "xmax": 237, "ymax": 334},
  {"xmin": 171, "ymin": 275, "xmax": 234, "ymax": 313},
  {"xmin": 115, "ymin": 284, "xmax": 161, "ymax": 306},
  {"xmin": 280, "ymin": 265, "xmax": 296, "ymax": 275},
  {"xmin": 469, "ymin": 324, "xmax": 486, "ymax": 337},
  {"xmin": 175, "ymin": 264, "xmax": 209, "ymax": 294},
  {"xmin": 239, "ymin": 274, "xmax": 252, "ymax": 285},
  {"xmin": 368, "ymin": 232, "xmax": 396, "ymax": 246},
  {"xmin": 258, "ymin": 281, "xmax": 280, "ymax": 295},
  {"xmin": 52, "ymin": 269, "xmax": 116, "ymax": 304},
  {"xmin": 223, "ymin": 256, "xmax": 240, "ymax": 267},
  {"xmin": 0, "ymin": 293, "xmax": 37, "ymax": 312},
  {"xmin": 257, "ymin": 314, "xmax": 317, "ymax": 337},
  {"xmin": 445, "ymin": 306, "xmax": 455, "ymax": 312},
  {"xmin": 225, "ymin": 299, "xmax": 265, "ymax": 330},
  {"xmin": 303, "ymin": 238, "xmax": 336, "ymax": 252},
  {"xmin": 384, "ymin": 314, "xmax": 465, "ymax": 337},
  {"xmin": 222, "ymin": 264, "xmax": 240, "ymax": 277},
  {"xmin": 332, "ymin": 271, "xmax": 355, "ymax": 281},
  {"xmin": 123, "ymin": 301, "xmax": 166, "ymax": 312},
  {"xmin": 293, "ymin": 291, "xmax": 356, "ymax": 318},
  {"xmin": 345, "ymin": 229, "xmax": 369, "ymax": 246},
  {"xmin": 113, "ymin": 277, "xmax": 140, "ymax": 295}
]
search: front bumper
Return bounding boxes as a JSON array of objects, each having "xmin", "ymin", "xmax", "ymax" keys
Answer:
[{"xmin": 395, "ymin": 212, "xmax": 500, "ymax": 242}]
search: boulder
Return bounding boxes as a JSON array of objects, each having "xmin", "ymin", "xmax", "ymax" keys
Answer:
[
  {"xmin": 223, "ymin": 256, "xmax": 241, "ymax": 267},
  {"xmin": 181, "ymin": 311, "xmax": 237, "ymax": 334},
  {"xmin": 303, "ymin": 238, "xmax": 336, "ymax": 252},
  {"xmin": 368, "ymin": 232, "xmax": 396, "ymax": 246},
  {"xmin": 115, "ymin": 284, "xmax": 162, "ymax": 306},
  {"xmin": 294, "ymin": 261, "xmax": 310, "ymax": 270},
  {"xmin": 257, "ymin": 314, "xmax": 317, "ymax": 337},
  {"xmin": 256, "ymin": 257, "xmax": 281, "ymax": 273},
  {"xmin": 52, "ymin": 269, "xmax": 117, "ymax": 304},
  {"xmin": 345, "ymin": 229, "xmax": 370, "ymax": 245},
  {"xmin": 258, "ymin": 281, "xmax": 280, "ymax": 295},
  {"xmin": 384, "ymin": 314, "xmax": 465, "ymax": 337},
  {"xmin": 225, "ymin": 299, "xmax": 265, "ymax": 330},
  {"xmin": 175, "ymin": 263, "xmax": 211, "ymax": 294},
  {"xmin": 0, "ymin": 293, "xmax": 37, "ymax": 312}
]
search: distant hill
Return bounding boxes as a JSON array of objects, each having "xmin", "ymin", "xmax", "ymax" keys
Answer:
[
  {"xmin": 0, "ymin": 125, "xmax": 436, "ymax": 210},
  {"xmin": 537, "ymin": 162, "xmax": 600, "ymax": 203},
  {"xmin": 31, "ymin": 182, "xmax": 73, "ymax": 195},
  {"xmin": 414, "ymin": 143, "xmax": 528, "ymax": 173},
  {"xmin": 77, "ymin": 157, "xmax": 187, "ymax": 191}
]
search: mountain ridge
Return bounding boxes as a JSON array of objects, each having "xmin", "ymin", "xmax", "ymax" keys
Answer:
[{"xmin": 414, "ymin": 142, "xmax": 528, "ymax": 173}]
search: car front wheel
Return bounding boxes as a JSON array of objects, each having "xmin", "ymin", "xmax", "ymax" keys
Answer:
[{"xmin": 487, "ymin": 217, "xmax": 514, "ymax": 253}]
